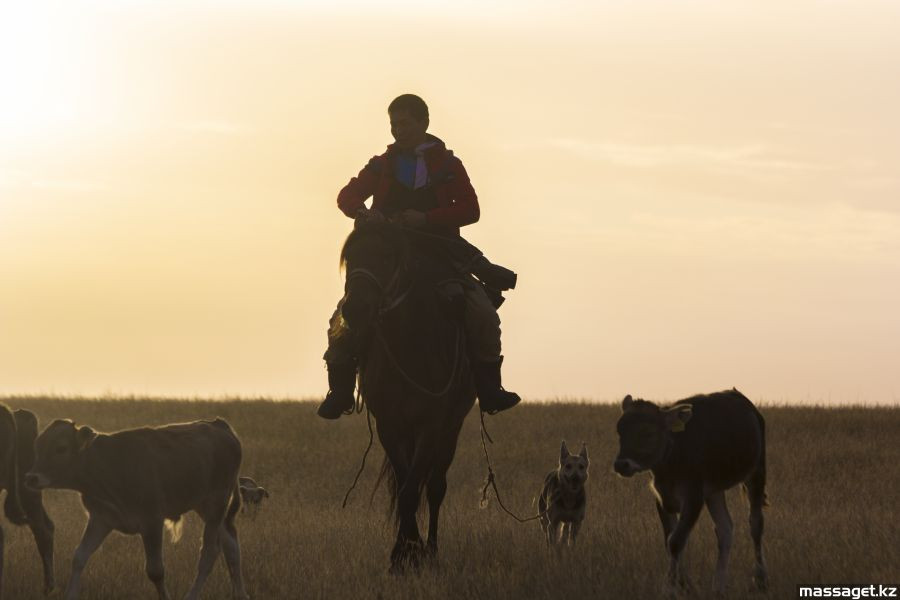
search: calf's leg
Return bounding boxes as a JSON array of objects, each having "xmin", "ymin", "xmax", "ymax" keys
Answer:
[
  {"xmin": 26, "ymin": 501, "xmax": 55, "ymax": 594},
  {"xmin": 1, "ymin": 524, "xmax": 5, "ymax": 600},
  {"xmin": 655, "ymin": 501, "xmax": 677, "ymax": 551},
  {"xmin": 666, "ymin": 492, "xmax": 703, "ymax": 592},
  {"xmin": 185, "ymin": 518, "xmax": 223, "ymax": 600},
  {"xmin": 220, "ymin": 517, "xmax": 249, "ymax": 599},
  {"xmin": 746, "ymin": 482, "xmax": 769, "ymax": 590},
  {"xmin": 141, "ymin": 523, "xmax": 171, "ymax": 600},
  {"xmin": 65, "ymin": 515, "xmax": 112, "ymax": 600},
  {"xmin": 705, "ymin": 491, "xmax": 733, "ymax": 594}
]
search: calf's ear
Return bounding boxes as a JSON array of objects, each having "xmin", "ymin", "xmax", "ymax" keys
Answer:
[
  {"xmin": 621, "ymin": 395, "xmax": 633, "ymax": 412},
  {"xmin": 560, "ymin": 440, "xmax": 570, "ymax": 462},
  {"xmin": 76, "ymin": 425, "xmax": 97, "ymax": 451},
  {"xmin": 663, "ymin": 404, "xmax": 693, "ymax": 432}
]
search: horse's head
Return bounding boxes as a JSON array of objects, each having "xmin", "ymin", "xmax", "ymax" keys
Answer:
[{"xmin": 339, "ymin": 221, "xmax": 410, "ymax": 331}]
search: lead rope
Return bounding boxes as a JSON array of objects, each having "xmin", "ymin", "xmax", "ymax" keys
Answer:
[
  {"xmin": 342, "ymin": 402, "xmax": 374, "ymax": 509},
  {"xmin": 478, "ymin": 409, "xmax": 548, "ymax": 523}
]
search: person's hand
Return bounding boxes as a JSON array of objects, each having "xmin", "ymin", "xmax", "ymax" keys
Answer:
[
  {"xmin": 355, "ymin": 208, "xmax": 385, "ymax": 224},
  {"xmin": 398, "ymin": 209, "xmax": 426, "ymax": 228}
]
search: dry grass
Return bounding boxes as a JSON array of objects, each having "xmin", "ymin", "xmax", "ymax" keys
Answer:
[{"xmin": 1, "ymin": 398, "xmax": 898, "ymax": 599}]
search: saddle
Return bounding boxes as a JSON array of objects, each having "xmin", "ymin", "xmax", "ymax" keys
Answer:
[{"xmin": 403, "ymin": 228, "xmax": 517, "ymax": 309}]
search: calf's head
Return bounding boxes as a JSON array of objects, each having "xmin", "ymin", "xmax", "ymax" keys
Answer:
[
  {"xmin": 558, "ymin": 440, "xmax": 589, "ymax": 491},
  {"xmin": 25, "ymin": 420, "xmax": 97, "ymax": 490},
  {"xmin": 613, "ymin": 395, "xmax": 692, "ymax": 477}
]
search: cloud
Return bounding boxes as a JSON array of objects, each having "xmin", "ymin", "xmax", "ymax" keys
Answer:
[
  {"xmin": 178, "ymin": 120, "xmax": 257, "ymax": 136},
  {"xmin": 30, "ymin": 179, "xmax": 108, "ymax": 192},
  {"xmin": 622, "ymin": 205, "xmax": 900, "ymax": 264},
  {"xmin": 0, "ymin": 169, "xmax": 106, "ymax": 193},
  {"xmin": 549, "ymin": 138, "xmax": 830, "ymax": 174}
]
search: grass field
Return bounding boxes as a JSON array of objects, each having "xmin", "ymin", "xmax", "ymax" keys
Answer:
[{"xmin": 1, "ymin": 397, "xmax": 898, "ymax": 599}]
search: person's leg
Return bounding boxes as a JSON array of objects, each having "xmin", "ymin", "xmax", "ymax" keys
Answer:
[
  {"xmin": 462, "ymin": 283, "xmax": 520, "ymax": 414},
  {"xmin": 318, "ymin": 298, "xmax": 358, "ymax": 419}
]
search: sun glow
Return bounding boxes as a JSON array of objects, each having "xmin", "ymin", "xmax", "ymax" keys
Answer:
[
  {"xmin": 1, "ymin": 1, "xmax": 898, "ymax": 403},
  {"xmin": 0, "ymin": 5, "xmax": 95, "ymax": 144}
]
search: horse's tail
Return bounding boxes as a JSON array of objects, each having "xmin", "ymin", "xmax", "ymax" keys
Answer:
[
  {"xmin": 370, "ymin": 456, "xmax": 398, "ymax": 522},
  {"xmin": 370, "ymin": 456, "xmax": 429, "ymax": 526}
]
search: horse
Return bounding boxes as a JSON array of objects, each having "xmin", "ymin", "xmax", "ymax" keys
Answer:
[{"xmin": 339, "ymin": 220, "xmax": 476, "ymax": 572}]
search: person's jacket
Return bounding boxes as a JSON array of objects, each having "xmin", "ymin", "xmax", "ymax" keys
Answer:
[{"xmin": 336, "ymin": 134, "xmax": 479, "ymax": 237}]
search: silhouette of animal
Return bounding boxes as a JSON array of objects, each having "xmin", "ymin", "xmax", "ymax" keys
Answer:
[
  {"xmin": 613, "ymin": 388, "xmax": 768, "ymax": 595},
  {"xmin": 538, "ymin": 440, "xmax": 589, "ymax": 546},
  {"xmin": 27, "ymin": 418, "xmax": 249, "ymax": 600},
  {"xmin": 340, "ymin": 221, "xmax": 476, "ymax": 572}
]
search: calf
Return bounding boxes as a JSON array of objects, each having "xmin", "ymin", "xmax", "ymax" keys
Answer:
[
  {"xmin": 613, "ymin": 388, "xmax": 768, "ymax": 594},
  {"xmin": 26, "ymin": 418, "xmax": 249, "ymax": 600},
  {"xmin": 238, "ymin": 476, "xmax": 269, "ymax": 512},
  {"xmin": 0, "ymin": 405, "xmax": 55, "ymax": 598}
]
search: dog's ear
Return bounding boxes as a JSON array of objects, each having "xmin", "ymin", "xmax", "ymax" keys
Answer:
[
  {"xmin": 560, "ymin": 440, "xmax": 570, "ymax": 462},
  {"xmin": 579, "ymin": 442, "xmax": 588, "ymax": 461}
]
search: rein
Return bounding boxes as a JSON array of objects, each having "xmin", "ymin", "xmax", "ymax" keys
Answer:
[
  {"xmin": 345, "ymin": 264, "xmax": 465, "ymax": 399},
  {"xmin": 374, "ymin": 323, "xmax": 463, "ymax": 398}
]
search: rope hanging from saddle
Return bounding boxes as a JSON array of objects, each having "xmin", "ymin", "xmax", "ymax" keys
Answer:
[{"xmin": 341, "ymin": 397, "xmax": 373, "ymax": 509}]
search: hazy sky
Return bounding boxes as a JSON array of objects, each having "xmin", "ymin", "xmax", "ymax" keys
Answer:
[{"xmin": 2, "ymin": 1, "xmax": 898, "ymax": 404}]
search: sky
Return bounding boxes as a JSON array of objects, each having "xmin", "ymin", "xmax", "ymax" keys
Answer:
[{"xmin": 1, "ymin": 0, "xmax": 898, "ymax": 404}]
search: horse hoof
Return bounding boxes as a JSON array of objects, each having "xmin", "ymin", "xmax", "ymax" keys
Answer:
[
  {"xmin": 752, "ymin": 573, "xmax": 769, "ymax": 593},
  {"xmin": 389, "ymin": 542, "xmax": 427, "ymax": 574}
]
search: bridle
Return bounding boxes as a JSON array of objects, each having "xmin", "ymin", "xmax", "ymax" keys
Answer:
[{"xmin": 344, "ymin": 263, "xmax": 412, "ymax": 316}]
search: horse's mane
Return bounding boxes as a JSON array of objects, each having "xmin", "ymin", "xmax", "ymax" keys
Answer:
[{"xmin": 339, "ymin": 221, "xmax": 411, "ymax": 272}]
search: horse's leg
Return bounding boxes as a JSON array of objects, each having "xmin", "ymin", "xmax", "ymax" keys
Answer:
[
  {"xmin": 379, "ymin": 434, "xmax": 414, "ymax": 574},
  {"xmin": 391, "ymin": 432, "xmax": 436, "ymax": 571},
  {"xmin": 424, "ymin": 469, "xmax": 447, "ymax": 557},
  {"xmin": 425, "ymin": 418, "xmax": 465, "ymax": 557}
]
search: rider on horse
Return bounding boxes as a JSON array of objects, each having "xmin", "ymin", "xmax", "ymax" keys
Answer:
[{"xmin": 318, "ymin": 94, "xmax": 520, "ymax": 419}]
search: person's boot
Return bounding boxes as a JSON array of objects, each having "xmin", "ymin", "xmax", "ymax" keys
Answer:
[
  {"xmin": 473, "ymin": 356, "xmax": 520, "ymax": 415},
  {"xmin": 317, "ymin": 361, "xmax": 357, "ymax": 419}
]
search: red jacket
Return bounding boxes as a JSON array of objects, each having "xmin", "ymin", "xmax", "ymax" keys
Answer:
[{"xmin": 337, "ymin": 135, "xmax": 480, "ymax": 235}]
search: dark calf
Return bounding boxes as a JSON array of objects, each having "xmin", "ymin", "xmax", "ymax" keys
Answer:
[
  {"xmin": 614, "ymin": 388, "xmax": 768, "ymax": 594},
  {"xmin": 0, "ymin": 406, "xmax": 55, "ymax": 598}
]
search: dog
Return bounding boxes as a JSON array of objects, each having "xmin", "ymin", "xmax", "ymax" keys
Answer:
[
  {"xmin": 538, "ymin": 441, "xmax": 589, "ymax": 546},
  {"xmin": 238, "ymin": 476, "xmax": 270, "ymax": 516}
]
